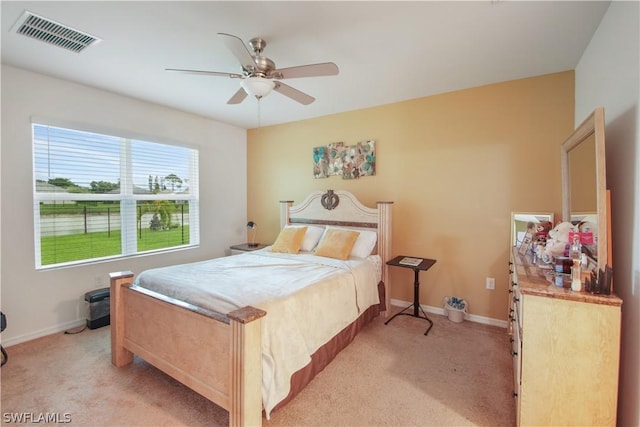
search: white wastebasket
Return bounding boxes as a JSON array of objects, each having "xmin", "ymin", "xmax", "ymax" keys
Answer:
[{"xmin": 443, "ymin": 296, "xmax": 467, "ymax": 323}]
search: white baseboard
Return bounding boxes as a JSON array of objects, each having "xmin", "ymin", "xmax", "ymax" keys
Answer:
[
  {"xmin": 390, "ymin": 298, "xmax": 508, "ymax": 329},
  {"xmin": 2, "ymin": 319, "xmax": 86, "ymax": 348},
  {"xmin": 4, "ymin": 301, "xmax": 507, "ymax": 348}
]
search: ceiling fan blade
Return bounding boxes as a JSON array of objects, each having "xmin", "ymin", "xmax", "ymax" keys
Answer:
[
  {"xmin": 274, "ymin": 62, "xmax": 339, "ymax": 79},
  {"xmin": 217, "ymin": 33, "xmax": 255, "ymax": 72},
  {"xmin": 227, "ymin": 88, "xmax": 248, "ymax": 105},
  {"xmin": 165, "ymin": 68, "xmax": 242, "ymax": 79},
  {"xmin": 273, "ymin": 82, "xmax": 315, "ymax": 105}
]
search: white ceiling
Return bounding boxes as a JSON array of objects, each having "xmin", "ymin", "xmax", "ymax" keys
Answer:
[{"xmin": 1, "ymin": 1, "xmax": 610, "ymax": 129}]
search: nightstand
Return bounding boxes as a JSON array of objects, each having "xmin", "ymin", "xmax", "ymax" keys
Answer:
[{"xmin": 229, "ymin": 243, "xmax": 267, "ymax": 255}]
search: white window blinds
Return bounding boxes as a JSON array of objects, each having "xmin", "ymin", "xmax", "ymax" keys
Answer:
[{"xmin": 32, "ymin": 123, "xmax": 199, "ymax": 268}]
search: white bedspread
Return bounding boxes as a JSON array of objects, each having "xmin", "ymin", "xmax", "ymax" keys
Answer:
[{"xmin": 133, "ymin": 248, "xmax": 381, "ymax": 417}]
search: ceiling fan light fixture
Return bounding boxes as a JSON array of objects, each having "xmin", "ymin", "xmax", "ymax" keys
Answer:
[{"xmin": 241, "ymin": 77, "xmax": 275, "ymax": 99}]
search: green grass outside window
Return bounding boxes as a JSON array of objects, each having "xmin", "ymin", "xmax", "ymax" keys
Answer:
[{"xmin": 40, "ymin": 226, "xmax": 190, "ymax": 265}]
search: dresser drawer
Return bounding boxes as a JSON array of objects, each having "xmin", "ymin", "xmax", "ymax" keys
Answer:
[{"xmin": 511, "ymin": 305, "xmax": 521, "ymax": 390}]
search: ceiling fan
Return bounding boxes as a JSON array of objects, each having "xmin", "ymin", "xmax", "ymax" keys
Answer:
[{"xmin": 166, "ymin": 33, "xmax": 339, "ymax": 105}]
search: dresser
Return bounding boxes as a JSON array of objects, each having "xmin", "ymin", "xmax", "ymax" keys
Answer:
[{"xmin": 509, "ymin": 247, "xmax": 622, "ymax": 426}]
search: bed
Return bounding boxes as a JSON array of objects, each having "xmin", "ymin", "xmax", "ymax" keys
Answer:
[{"xmin": 110, "ymin": 190, "xmax": 393, "ymax": 426}]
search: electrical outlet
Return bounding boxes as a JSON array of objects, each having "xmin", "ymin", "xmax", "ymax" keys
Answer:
[{"xmin": 486, "ymin": 277, "xmax": 495, "ymax": 290}]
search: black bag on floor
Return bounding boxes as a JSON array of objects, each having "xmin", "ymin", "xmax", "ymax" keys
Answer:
[{"xmin": 1, "ymin": 311, "xmax": 7, "ymax": 367}]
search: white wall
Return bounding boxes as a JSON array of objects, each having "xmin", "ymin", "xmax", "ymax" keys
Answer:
[
  {"xmin": 575, "ymin": 2, "xmax": 640, "ymax": 426},
  {"xmin": 0, "ymin": 65, "xmax": 247, "ymax": 345}
]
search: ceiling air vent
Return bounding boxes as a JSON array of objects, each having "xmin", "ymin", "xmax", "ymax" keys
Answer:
[{"xmin": 13, "ymin": 11, "xmax": 100, "ymax": 53}]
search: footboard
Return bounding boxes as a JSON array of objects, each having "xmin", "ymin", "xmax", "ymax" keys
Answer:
[{"xmin": 110, "ymin": 271, "xmax": 266, "ymax": 427}]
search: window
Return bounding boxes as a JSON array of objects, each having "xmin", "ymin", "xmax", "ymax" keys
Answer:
[{"xmin": 32, "ymin": 123, "xmax": 199, "ymax": 269}]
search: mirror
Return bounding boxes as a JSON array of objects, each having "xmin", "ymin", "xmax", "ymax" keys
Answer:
[
  {"xmin": 511, "ymin": 212, "xmax": 555, "ymax": 249},
  {"xmin": 561, "ymin": 107, "xmax": 608, "ymax": 273},
  {"xmin": 569, "ymin": 133, "xmax": 597, "ymax": 213}
]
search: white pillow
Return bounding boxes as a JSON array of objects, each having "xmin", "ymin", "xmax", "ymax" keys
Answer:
[
  {"xmin": 350, "ymin": 229, "xmax": 378, "ymax": 258},
  {"xmin": 322, "ymin": 227, "xmax": 378, "ymax": 258},
  {"xmin": 285, "ymin": 225, "xmax": 325, "ymax": 252}
]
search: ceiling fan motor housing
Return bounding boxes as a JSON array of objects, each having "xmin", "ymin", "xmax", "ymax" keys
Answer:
[
  {"xmin": 251, "ymin": 55, "xmax": 276, "ymax": 77},
  {"xmin": 247, "ymin": 38, "xmax": 276, "ymax": 77}
]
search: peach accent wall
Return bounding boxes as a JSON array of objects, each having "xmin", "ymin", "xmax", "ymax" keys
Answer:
[{"xmin": 247, "ymin": 71, "xmax": 574, "ymax": 321}]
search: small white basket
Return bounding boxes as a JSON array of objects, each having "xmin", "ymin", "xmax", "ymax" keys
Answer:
[{"xmin": 443, "ymin": 296, "xmax": 468, "ymax": 323}]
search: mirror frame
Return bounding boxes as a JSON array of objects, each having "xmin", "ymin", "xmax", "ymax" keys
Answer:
[{"xmin": 561, "ymin": 107, "xmax": 608, "ymax": 272}]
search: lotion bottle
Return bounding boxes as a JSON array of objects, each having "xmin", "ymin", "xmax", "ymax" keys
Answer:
[{"xmin": 570, "ymin": 234, "xmax": 582, "ymax": 291}]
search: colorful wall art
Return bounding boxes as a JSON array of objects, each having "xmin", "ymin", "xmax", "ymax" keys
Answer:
[{"xmin": 313, "ymin": 140, "xmax": 375, "ymax": 179}]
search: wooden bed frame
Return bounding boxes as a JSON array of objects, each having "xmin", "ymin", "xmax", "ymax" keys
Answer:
[{"xmin": 110, "ymin": 190, "xmax": 392, "ymax": 426}]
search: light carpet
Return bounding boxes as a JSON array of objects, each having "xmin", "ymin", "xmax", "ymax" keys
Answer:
[{"xmin": 1, "ymin": 310, "xmax": 515, "ymax": 426}]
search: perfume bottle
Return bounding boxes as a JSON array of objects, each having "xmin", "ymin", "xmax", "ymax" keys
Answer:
[{"xmin": 570, "ymin": 233, "xmax": 582, "ymax": 261}]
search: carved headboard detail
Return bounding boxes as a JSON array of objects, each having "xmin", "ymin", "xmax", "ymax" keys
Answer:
[{"xmin": 320, "ymin": 190, "xmax": 340, "ymax": 210}]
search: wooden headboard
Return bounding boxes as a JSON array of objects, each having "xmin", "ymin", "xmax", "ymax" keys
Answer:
[{"xmin": 279, "ymin": 190, "xmax": 393, "ymax": 315}]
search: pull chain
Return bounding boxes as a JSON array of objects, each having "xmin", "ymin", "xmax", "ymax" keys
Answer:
[{"xmin": 257, "ymin": 96, "xmax": 262, "ymax": 128}]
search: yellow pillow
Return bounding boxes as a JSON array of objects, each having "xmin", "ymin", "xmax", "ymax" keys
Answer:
[
  {"xmin": 314, "ymin": 228, "xmax": 360, "ymax": 260},
  {"xmin": 270, "ymin": 226, "xmax": 307, "ymax": 254}
]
